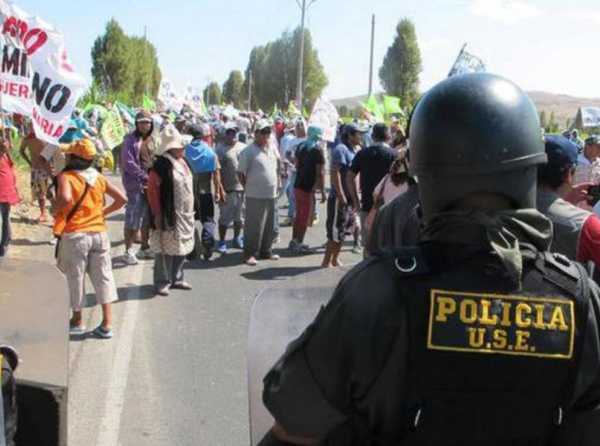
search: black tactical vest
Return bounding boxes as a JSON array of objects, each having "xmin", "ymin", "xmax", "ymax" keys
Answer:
[{"xmin": 395, "ymin": 243, "xmax": 590, "ymax": 446}]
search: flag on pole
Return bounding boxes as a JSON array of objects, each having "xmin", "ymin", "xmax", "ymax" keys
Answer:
[
  {"xmin": 288, "ymin": 100, "xmax": 301, "ymax": 117},
  {"xmin": 142, "ymin": 95, "xmax": 156, "ymax": 112},
  {"xmin": 448, "ymin": 44, "xmax": 486, "ymax": 78},
  {"xmin": 383, "ymin": 96, "xmax": 403, "ymax": 116},
  {"xmin": 362, "ymin": 95, "xmax": 385, "ymax": 123}
]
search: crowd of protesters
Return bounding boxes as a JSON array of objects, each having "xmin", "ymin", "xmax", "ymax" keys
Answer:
[{"xmin": 6, "ymin": 97, "xmax": 600, "ymax": 341}]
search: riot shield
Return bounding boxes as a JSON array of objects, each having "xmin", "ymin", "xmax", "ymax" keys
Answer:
[
  {"xmin": 0, "ymin": 258, "xmax": 68, "ymax": 446},
  {"xmin": 247, "ymin": 267, "xmax": 349, "ymax": 445}
]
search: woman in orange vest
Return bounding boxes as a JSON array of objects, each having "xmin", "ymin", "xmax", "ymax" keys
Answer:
[{"xmin": 54, "ymin": 139, "xmax": 127, "ymax": 339}]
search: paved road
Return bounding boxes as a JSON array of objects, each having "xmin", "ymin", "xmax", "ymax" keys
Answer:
[{"xmin": 68, "ymin": 177, "xmax": 362, "ymax": 446}]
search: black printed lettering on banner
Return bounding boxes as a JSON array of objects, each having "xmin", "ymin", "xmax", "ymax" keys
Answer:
[
  {"xmin": 1, "ymin": 46, "xmax": 28, "ymax": 77},
  {"xmin": 32, "ymin": 72, "xmax": 71, "ymax": 114}
]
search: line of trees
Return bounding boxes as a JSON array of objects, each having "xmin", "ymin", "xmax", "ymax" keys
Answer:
[{"xmin": 88, "ymin": 19, "xmax": 162, "ymax": 106}]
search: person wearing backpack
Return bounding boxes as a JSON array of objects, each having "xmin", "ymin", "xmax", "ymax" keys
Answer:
[{"xmin": 54, "ymin": 139, "xmax": 127, "ymax": 339}]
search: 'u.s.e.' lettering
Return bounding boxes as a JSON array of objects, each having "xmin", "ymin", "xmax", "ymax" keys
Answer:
[{"xmin": 427, "ymin": 290, "xmax": 575, "ymax": 359}]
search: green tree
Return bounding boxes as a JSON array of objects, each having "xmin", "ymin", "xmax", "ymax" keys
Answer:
[
  {"xmin": 244, "ymin": 27, "xmax": 328, "ymax": 111},
  {"xmin": 548, "ymin": 111, "xmax": 559, "ymax": 133},
  {"xmin": 379, "ymin": 18, "xmax": 422, "ymax": 107},
  {"xmin": 222, "ymin": 70, "xmax": 245, "ymax": 108},
  {"xmin": 539, "ymin": 111, "xmax": 548, "ymax": 130},
  {"xmin": 91, "ymin": 19, "xmax": 162, "ymax": 105},
  {"xmin": 204, "ymin": 82, "xmax": 222, "ymax": 106}
]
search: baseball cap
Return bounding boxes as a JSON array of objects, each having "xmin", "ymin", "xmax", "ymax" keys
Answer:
[
  {"xmin": 135, "ymin": 111, "xmax": 152, "ymax": 124},
  {"xmin": 344, "ymin": 122, "xmax": 368, "ymax": 136},
  {"xmin": 255, "ymin": 119, "xmax": 273, "ymax": 132},
  {"xmin": 189, "ymin": 123, "xmax": 211, "ymax": 139},
  {"xmin": 224, "ymin": 121, "xmax": 239, "ymax": 132},
  {"xmin": 544, "ymin": 135, "xmax": 578, "ymax": 169},
  {"xmin": 585, "ymin": 135, "xmax": 600, "ymax": 146},
  {"xmin": 63, "ymin": 138, "xmax": 97, "ymax": 161}
]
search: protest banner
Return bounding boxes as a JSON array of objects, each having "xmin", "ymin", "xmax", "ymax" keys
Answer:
[
  {"xmin": 362, "ymin": 95, "xmax": 384, "ymax": 123},
  {"xmin": 309, "ymin": 97, "xmax": 339, "ymax": 142},
  {"xmin": 100, "ymin": 108, "xmax": 126, "ymax": 149},
  {"xmin": 0, "ymin": 0, "xmax": 86, "ymax": 144}
]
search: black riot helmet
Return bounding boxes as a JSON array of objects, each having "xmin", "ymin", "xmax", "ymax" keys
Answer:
[{"xmin": 409, "ymin": 73, "xmax": 546, "ymax": 223}]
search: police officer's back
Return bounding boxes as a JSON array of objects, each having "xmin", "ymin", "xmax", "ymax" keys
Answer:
[{"xmin": 260, "ymin": 74, "xmax": 600, "ymax": 445}]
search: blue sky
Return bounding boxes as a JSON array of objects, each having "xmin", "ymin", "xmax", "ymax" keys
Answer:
[{"xmin": 17, "ymin": 0, "xmax": 600, "ymax": 99}]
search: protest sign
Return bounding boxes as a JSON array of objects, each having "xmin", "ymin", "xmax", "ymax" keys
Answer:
[
  {"xmin": 309, "ymin": 97, "xmax": 339, "ymax": 142},
  {"xmin": 0, "ymin": 0, "xmax": 86, "ymax": 144},
  {"xmin": 100, "ymin": 109, "xmax": 126, "ymax": 149}
]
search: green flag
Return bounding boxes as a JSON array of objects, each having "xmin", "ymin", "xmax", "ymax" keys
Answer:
[
  {"xmin": 302, "ymin": 106, "xmax": 309, "ymax": 118},
  {"xmin": 143, "ymin": 95, "xmax": 156, "ymax": 112},
  {"xmin": 383, "ymin": 96, "xmax": 403, "ymax": 116},
  {"xmin": 362, "ymin": 95, "xmax": 385, "ymax": 122},
  {"xmin": 288, "ymin": 101, "xmax": 301, "ymax": 117}
]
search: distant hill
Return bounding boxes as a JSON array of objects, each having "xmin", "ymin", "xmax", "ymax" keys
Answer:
[{"xmin": 332, "ymin": 91, "xmax": 600, "ymax": 126}]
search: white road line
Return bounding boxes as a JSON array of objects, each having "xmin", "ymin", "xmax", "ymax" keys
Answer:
[{"xmin": 95, "ymin": 265, "xmax": 144, "ymax": 446}]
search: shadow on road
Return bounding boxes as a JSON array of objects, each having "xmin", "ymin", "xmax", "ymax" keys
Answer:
[
  {"xmin": 241, "ymin": 266, "xmax": 322, "ymax": 281},
  {"xmin": 80, "ymin": 284, "xmax": 156, "ymax": 308},
  {"xmin": 10, "ymin": 238, "xmax": 52, "ymax": 247}
]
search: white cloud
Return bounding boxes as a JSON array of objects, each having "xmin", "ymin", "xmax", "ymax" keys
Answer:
[
  {"xmin": 469, "ymin": 0, "xmax": 543, "ymax": 24},
  {"xmin": 565, "ymin": 9, "xmax": 600, "ymax": 26}
]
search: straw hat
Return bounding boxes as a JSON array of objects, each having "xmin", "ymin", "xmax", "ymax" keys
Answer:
[{"xmin": 157, "ymin": 124, "xmax": 185, "ymax": 155}]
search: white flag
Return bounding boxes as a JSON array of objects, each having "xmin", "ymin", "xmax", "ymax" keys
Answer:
[
  {"xmin": 0, "ymin": 0, "xmax": 86, "ymax": 144},
  {"xmin": 448, "ymin": 45, "xmax": 486, "ymax": 78},
  {"xmin": 309, "ymin": 98, "xmax": 339, "ymax": 143}
]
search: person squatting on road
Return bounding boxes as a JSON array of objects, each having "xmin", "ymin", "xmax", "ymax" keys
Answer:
[
  {"xmin": 216, "ymin": 121, "xmax": 246, "ymax": 254},
  {"xmin": 237, "ymin": 119, "xmax": 281, "ymax": 266},
  {"xmin": 260, "ymin": 73, "xmax": 600, "ymax": 445},
  {"xmin": 288, "ymin": 125, "xmax": 326, "ymax": 255},
  {"xmin": 54, "ymin": 139, "xmax": 127, "ymax": 339},
  {"xmin": 185, "ymin": 123, "xmax": 225, "ymax": 260},
  {"xmin": 148, "ymin": 125, "xmax": 195, "ymax": 296}
]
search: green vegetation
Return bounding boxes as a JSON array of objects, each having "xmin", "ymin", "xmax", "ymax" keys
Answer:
[
  {"xmin": 244, "ymin": 27, "xmax": 328, "ymax": 111},
  {"xmin": 203, "ymin": 82, "xmax": 223, "ymax": 107},
  {"xmin": 379, "ymin": 18, "xmax": 422, "ymax": 109},
  {"xmin": 87, "ymin": 19, "xmax": 161, "ymax": 106},
  {"xmin": 222, "ymin": 71, "xmax": 245, "ymax": 109}
]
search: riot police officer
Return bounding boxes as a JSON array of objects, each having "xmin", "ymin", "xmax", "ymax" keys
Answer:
[{"xmin": 259, "ymin": 73, "xmax": 600, "ymax": 445}]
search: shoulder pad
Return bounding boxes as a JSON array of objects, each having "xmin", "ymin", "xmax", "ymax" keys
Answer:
[{"xmin": 374, "ymin": 246, "xmax": 431, "ymax": 277}]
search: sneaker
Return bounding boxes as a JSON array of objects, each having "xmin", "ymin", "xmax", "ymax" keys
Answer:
[
  {"xmin": 156, "ymin": 284, "xmax": 170, "ymax": 296},
  {"xmin": 288, "ymin": 239, "xmax": 299, "ymax": 251},
  {"xmin": 273, "ymin": 236, "xmax": 281, "ymax": 245},
  {"xmin": 281, "ymin": 217, "xmax": 293, "ymax": 227},
  {"xmin": 261, "ymin": 253, "xmax": 280, "ymax": 261},
  {"xmin": 352, "ymin": 245, "xmax": 362, "ymax": 255},
  {"xmin": 171, "ymin": 281, "xmax": 193, "ymax": 290},
  {"xmin": 124, "ymin": 250, "xmax": 139, "ymax": 266},
  {"xmin": 233, "ymin": 236, "xmax": 244, "ymax": 250},
  {"xmin": 69, "ymin": 324, "xmax": 87, "ymax": 336},
  {"xmin": 137, "ymin": 248, "xmax": 154, "ymax": 260},
  {"xmin": 312, "ymin": 217, "xmax": 319, "ymax": 225},
  {"xmin": 92, "ymin": 325, "xmax": 113, "ymax": 339},
  {"xmin": 245, "ymin": 256, "xmax": 258, "ymax": 266},
  {"xmin": 217, "ymin": 240, "xmax": 228, "ymax": 254}
]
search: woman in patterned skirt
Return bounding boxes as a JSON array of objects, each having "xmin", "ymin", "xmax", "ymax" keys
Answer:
[{"xmin": 147, "ymin": 125, "xmax": 195, "ymax": 296}]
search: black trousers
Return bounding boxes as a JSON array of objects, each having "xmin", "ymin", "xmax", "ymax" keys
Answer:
[{"xmin": 0, "ymin": 203, "xmax": 11, "ymax": 257}]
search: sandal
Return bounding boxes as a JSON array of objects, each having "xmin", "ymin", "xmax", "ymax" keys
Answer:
[{"xmin": 92, "ymin": 325, "xmax": 113, "ymax": 339}]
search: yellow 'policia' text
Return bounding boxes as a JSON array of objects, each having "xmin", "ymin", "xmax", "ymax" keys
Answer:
[{"xmin": 427, "ymin": 290, "xmax": 575, "ymax": 359}]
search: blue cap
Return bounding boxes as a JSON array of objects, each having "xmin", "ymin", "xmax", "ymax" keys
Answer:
[{"xmin": 544, "ymin": 135, "xmax": 578, "ymax": 169}]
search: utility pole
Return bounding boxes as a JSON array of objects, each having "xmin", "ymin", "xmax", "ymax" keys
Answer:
[
  {"xmin": 247, "ymin": 70, "xmax": 253, "ymax": 111},
  {"xmin": 295, "ymin": 0, "xmax": 317, "ymax": 110},
  {"xmin": 368, "ymin": 14, "xmax": 375, "ymax": 97}
]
